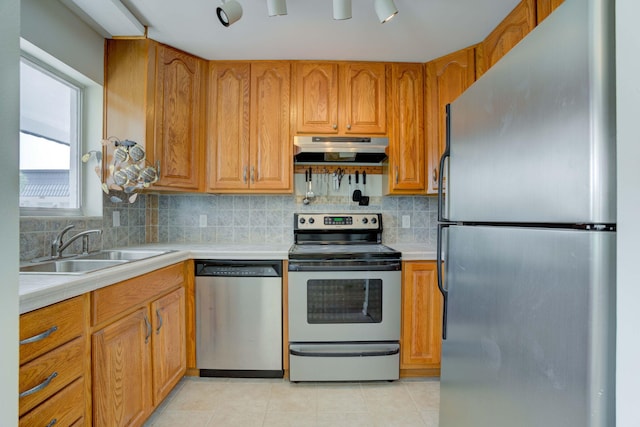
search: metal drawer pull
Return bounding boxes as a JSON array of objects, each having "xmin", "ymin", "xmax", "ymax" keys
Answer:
[
  {"xmin": 46, "ymin": 419, "xmax": 57, "ymax": 427},
  {"xmin": 144, "ymin": 314, "xmax": 152, "ymax": 344},
  {"xmin": 19, "ymin": 371, "xmax": 58, "ymax": 398},
  {"xmin": 20, "ymin": 326, "xmax": 58, "ymax": 345},
  {"xmin": 155, "ymin": 309, "xmax": 163, "ymax": 335}
]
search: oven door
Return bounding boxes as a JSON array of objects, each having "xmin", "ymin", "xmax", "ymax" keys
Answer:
[{"xmin": 288, "ymin": 266, "xmax": 401, "ymax": 342}]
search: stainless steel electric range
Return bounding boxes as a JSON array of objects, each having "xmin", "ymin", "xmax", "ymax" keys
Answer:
[{"xmin": 288, "ymin": 213, "xmax": 402, "ymax": 382}]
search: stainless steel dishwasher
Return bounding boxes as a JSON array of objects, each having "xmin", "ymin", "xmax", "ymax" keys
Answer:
[{"xmin": 195, "ymin": 260, "xmax": 283, "ymax": 378}]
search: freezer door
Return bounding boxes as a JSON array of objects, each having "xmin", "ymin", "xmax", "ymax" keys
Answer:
[
  {"xmin": 440, "ymin": 225, "xmax": 615, "ymax": 427},
  {"xmin": 447, "ymin": 0, "xmax": 615, "ymax": 223}
]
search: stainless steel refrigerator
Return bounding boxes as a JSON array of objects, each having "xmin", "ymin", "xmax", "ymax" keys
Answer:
[{"xmin": 436, "ymin": 0, "xmax": 616, "ymax": 426}]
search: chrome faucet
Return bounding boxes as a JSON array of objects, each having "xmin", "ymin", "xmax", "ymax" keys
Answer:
[{"xmin": 50, "ymin": 225, "xmax": 103, "ymax": 258}]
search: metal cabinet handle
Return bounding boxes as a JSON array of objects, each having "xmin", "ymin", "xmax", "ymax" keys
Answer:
[
  {"xmin": 250, "ymin": 166, "xmax": 255, "ymax": 183},
  {"xmin": 433, "ymin": 167, "xmax": 438, "ymax": 184},
  {"xmin": 46, "ymin": 419, "xmax": 58, "ymax": 427},
  {"xmin": 395, "ymin": 166, "xmax": 399, "ymax": 184},
  {"xmin": 19, "ymin": 371, "xmax": 58, "ymax": 398},
  {"xmin": 243, "ymin": 166, "xmax": 248, "ymax": 183},
  {"xmin": 144, "ymin": 314, "xmax": 152, "ymax": 344},
  {"xmin": 346, "ymin": 124, "xmax": 351, "ymax": 130},
  {"xmin": 20, "ymin": 326, "xmax": 58, "ymax": 345},
  {"xmin": 155, "ymin": 309, "xmax": 163, "ymax": 335},
  {"xmin": 332, "ymin": 124, "xmax": 337, "ymax": 130}
]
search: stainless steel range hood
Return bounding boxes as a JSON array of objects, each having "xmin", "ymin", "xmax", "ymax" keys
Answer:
[{"xmin": 293, "ymin": 136, "xmax": 388, "ymax": 163}]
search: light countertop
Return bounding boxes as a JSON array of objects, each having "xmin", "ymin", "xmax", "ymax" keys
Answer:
[{"xmin": 19, "ymin": 243, "xmax": 435, "ymax": 314}]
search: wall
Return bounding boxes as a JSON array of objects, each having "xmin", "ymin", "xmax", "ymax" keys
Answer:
[
  {"xmin": 19, "ymin": 194, "xmax": 147, "ymax": 261},
  {"xmin": 616, "ymin": 0, "xmax": 640, "ymax": 425},
  {"xmin": 150, "ymin": 193, "xmax": 437, "ymax": 248},
  {"xmin": 0, "ymin": 0, "xmax": 20, "ymax": 424},
  {"xmin": 20, "ymin": 0, "xmax": 104, "ymax": 85}
]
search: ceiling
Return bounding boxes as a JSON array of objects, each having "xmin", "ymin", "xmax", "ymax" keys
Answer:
[{"xmin": 64, "ymin": 0, "xmax": 521, "ymax": 63}]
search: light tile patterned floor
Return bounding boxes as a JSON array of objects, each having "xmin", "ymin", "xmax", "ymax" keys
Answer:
[{"xmin": 144, "ymin": 377, "xmax": 440, "ymax": 427}]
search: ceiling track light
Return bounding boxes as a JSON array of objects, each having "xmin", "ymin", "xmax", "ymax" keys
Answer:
[
  {"xmin": 267, "ymin": 0, "xmax": 287, "ymax": 16},
  {"xmin": 374, "ymin": 0, "xmax": 398, "ymax": 23},
  {"xmin": 217, "ymin": 0, "xmax": 243, "ymax": 27},
  {"xmin": 333, "ymin": 0, "xmax": 352, "ymax": 20}
]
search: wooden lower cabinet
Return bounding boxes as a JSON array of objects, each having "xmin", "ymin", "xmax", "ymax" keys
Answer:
[
  {"xmin": 19, "ymin": 295, "xmax": 90, "ymax": 426},
  {"xmin": 151, "ymin": 288, "xmax": 186, "ymax": 406},
  {"xmin": 400, "ymin": 261, "xmax": 443, "ymax": 377},
  {"xmin": 91, "ymin": 263, "xmax": 187, "ymax": 427},
  {"xmin": 93, "ymin": 308, "xmax": 153, "ymax": 427}
]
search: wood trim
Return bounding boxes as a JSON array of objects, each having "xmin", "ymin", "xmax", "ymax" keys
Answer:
[
  {"xmin": 293, "ymin": 165, "xmax": 382, "ymax": 175},
  {"xmin": 184, "ymin": 260, "xmax": 196, "ymax": 370},
  {"xmin": 400, "ymin": 368, "xmax": 440, "ymax": 378}
]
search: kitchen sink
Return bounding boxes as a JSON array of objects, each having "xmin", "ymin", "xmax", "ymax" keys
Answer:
[
  {"xmin": 20, "ymin": 259, "xmax": 128, "ymax": 274},
  {"xmin": 20, "ymin": 249, "xmax": 176, "ymax": 275},
  {"xmin": 77, "ymin": 249, "xmax": 173, "ymax": 261}
]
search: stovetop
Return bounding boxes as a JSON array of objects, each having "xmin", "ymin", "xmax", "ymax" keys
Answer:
[{"xmin": 290, "ymin": 213, "xmax": 400, "ymax": 261}]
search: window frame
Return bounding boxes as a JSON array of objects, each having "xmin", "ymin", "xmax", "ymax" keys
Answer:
[{"xmin": 19, "ymin": 52, "xmax": 85, "ymax": 217}]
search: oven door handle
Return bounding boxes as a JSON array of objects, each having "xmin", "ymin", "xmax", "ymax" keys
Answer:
[
  {"xmin": 288, "ymin": 261, "xmax": 401, "ymax": 272},
  {"xmin": 289, "ymin": 344, "xmax": 399, "ymax": 358}
]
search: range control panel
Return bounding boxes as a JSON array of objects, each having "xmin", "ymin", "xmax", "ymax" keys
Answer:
[{"xmin": 294, "ymin": 213, "xmax": 382, "ymax": 230}]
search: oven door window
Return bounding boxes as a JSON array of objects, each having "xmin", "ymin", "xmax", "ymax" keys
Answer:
[{"xmin": 307, "ymin": 279, "xmax": 382, "ymax": 324}]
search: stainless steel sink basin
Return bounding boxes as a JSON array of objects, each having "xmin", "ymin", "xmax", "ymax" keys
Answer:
[
  {"xmin": 20, "ymin": 249, "xmax": 175, "ymax": 274},
  {"xmin": 20, "ymin": 259, "xmax": 128, "ymax": 274},
  {"xmin": 77, "ymin": 249, "xmax": 173, "ymax": 261}
]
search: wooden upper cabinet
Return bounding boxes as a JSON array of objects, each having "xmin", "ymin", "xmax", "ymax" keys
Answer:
[
  {"xmin": 341, "ymin": 62, "xmax": 387, "ymax": 134},
  {"xmin": 294, "ymin": 62, "xmax": 339, "ymax": 133},
  {"xmin": 153, "ymin": 45, "xmax": 206, "ymax": 191},
  {"xmin": 207, "ymin": 62, "xmax": 251, "ymax": 191},
  {"xmin": 536, "ymin": 0, "xmax": 564, "ymax": 24},
  {"xmin": 293, "ymin": 62, "xmax": 386, "ymax": 135},
  {"xmin": 207, "ymin": 62, "xmax": 291, "ymax": 192},
  {"xmin": 386, "ymin": 62, "xmax": 425, "ymax": 194},
  {"xmin": 425, "ymin": 46, "xmax": 476, "ymax": 194},
  {"xmin": 401, "ymin": 261, "xmax": 443, "ymax": 373},
  {"xmin": 250, "ymin": 62, "xmax": 292, "ymax": 191},
  {"xmin": 104, "ymin": 40, "xmax": 205, "ymax": 192},
  {"xmin": 476, "ymin": 0, "xmax": 536, "ymax": 78}
]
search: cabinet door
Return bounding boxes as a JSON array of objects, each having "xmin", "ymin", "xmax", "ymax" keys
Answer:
[
  {"xmin": 341, "ymin": 63, "xmax": 387, "ymax": 134},
  {"xmin": 93, "ymin": 308, "xmax": 152, "ymax": 427},
  {"xmin": 294, "ymin": 62, "xmax": 339, "ymax": 134},
  {"xmin": 387, "ymin": 63, "xmax": 425, "ymax": 193},
  {"xmin": 476, "ymin": 0, "xmax": 536, "ymax": 77},
  {"xmin": 151, "ymin": 288, "xmax": 186, "ymax": 406},
  {"xmin": 249, "ymin": 62, "xmax": 292, "ymax": 191},
  {"xmin": 536, "ymin": 0, "xmax": 564, "ymax": 24},
  {"xmin": 207, "ymin": 62, "xmax": 251, "ymax": 191},
  {"xmin": 425, "ymin": 47, "xmax": 476, "ymax": 195},
  {"xmin": 401, "ymin": 262, "xmax": 442, "ymax": 371},
  {"xmin": 153, "ymin": 45, "xmax": 205, "ymax": 191}
]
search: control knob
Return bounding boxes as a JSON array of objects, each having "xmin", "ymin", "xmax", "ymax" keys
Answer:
[
  {"xmin": 309, "ymin": 218, "xmax": 315, "ymax": 224},
  {"xmin": 362, "ymin": 218, "xmax": 368, "ymax": 224},
  {"xmin": 371, "ymin": 217, "xmax": 377, "ymax": 224},
  {"xmin": 299, "ymin": 218, "xmax": 306, "ymax": 224}
]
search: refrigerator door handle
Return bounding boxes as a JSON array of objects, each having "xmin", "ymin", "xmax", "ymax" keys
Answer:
[
  {"xmin": 438, "ymin": 104, "xmax": 452, "ymax": 223},
  {"xmin": 436, "ymin": 223, "xmax": 449, "ymax": 340}
]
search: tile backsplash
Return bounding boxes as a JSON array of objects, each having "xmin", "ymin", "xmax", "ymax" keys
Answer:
[{"xmin": 20, "ymin": 193, "xmax": 437, "ymax": 261}]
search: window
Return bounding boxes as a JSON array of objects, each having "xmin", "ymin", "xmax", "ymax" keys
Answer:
[{"xmin": 19, "ymin": 56, "xmax": 82, "ymax": 212}]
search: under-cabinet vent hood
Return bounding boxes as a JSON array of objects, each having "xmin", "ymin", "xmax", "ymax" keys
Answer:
[{"xmin": 293, "ymin": 136, "xmax": 388, "ymax": 164}]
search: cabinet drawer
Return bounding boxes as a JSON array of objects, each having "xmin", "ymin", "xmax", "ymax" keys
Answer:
[
  {"xmin": 19, "ymin": 336, "xmax": 84, "ymax": 416},
  {"xmin": 20, "ymin": 296, "xmax": 85, "ymax": 365},
  {"xmin": 20, "ymin": 377, "xmax": 85, "ymax": 427},
  {"xmin": 92, "ymin": 262, "xmax": 184, "ymax": 326}
]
